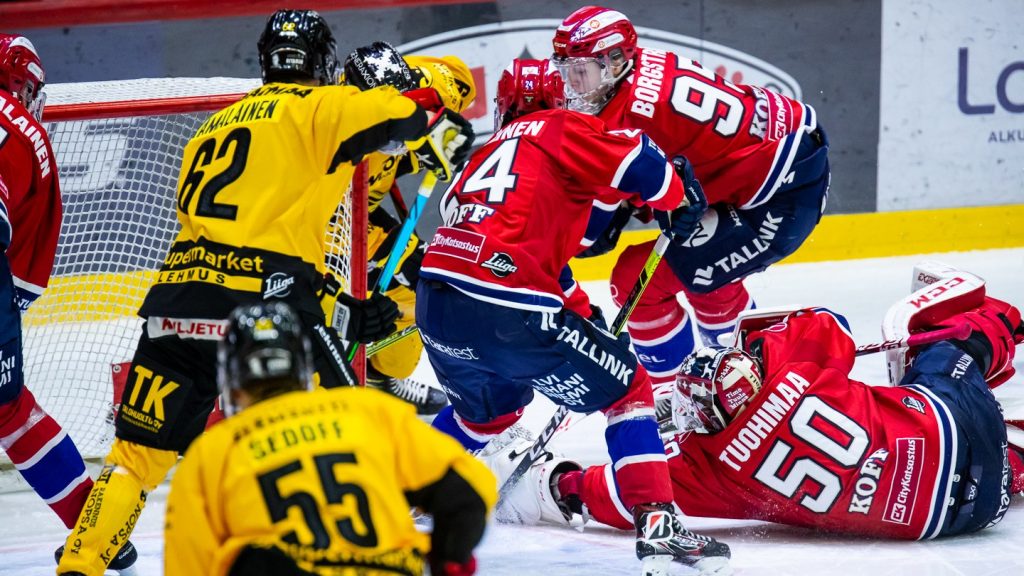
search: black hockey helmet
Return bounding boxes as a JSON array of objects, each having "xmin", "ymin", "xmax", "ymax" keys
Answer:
[
  {"xmin": 218, "ymin": 301, "xmax": 313, "ymax": 415},
  {"xmin": 257, "ymin": 9, "xmax": 340, "ymax": 86},
  {"xmin": 343, "ymin": 41, "xmax": 416, "ymax": 92}
]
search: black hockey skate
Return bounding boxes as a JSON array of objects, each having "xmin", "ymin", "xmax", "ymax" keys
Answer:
[
  {"xmin": 367, "ymin": 366, "xmax": 448, "ymax": 415},
  {"xmin": 634, "ymin": 503, "xmax": 731, "ymax": 576},
  {"xmin": 55, "ymin": 539, "xmax": 138, "ymax": 575}
]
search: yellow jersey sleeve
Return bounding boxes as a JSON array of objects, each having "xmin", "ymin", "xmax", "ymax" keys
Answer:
[
  {"xmin": 381, "ymin": 394, "xmax": 497, "ymax": 510},
  {"xmin": 164, "ymin": 435, "xmax": 224, "ymax": 576}
]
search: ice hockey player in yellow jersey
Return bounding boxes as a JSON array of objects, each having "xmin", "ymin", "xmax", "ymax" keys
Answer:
[
  {"xmin": 164, "ymin": 301, "xmax": 496, "ymax": 576},
  {"xmin": 57, "ymin": 9, "xmax": 476, "ymax": 576},
  {"xmin": 342, "ymin": 41, "xmax": 478, "ymax": 415}
]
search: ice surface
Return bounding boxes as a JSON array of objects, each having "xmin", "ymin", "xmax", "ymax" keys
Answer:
[{"xmin": 3, "ymin": 249, "xmax": 1023, "ymax": 575}]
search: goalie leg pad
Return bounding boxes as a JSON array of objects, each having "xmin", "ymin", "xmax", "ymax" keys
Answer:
[{"xmin": 882, "ymin": 267, "xmax": 986, "ymax": 385}]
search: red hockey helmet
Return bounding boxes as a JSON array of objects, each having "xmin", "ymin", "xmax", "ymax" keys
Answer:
[
  {"xmin": 494, "ymin": 58, "xmax": 565, "ymax": 129},
  {"xmin": 0, "ymin": 34, "xmax": 46, "ymax": 120},
  {"xmin": 551, "ymin": 6, "xmax": 637, "ymax": 114},
  {"xmin": 673, "ymin": 346, "xmax": 763, "ymax": 434}
]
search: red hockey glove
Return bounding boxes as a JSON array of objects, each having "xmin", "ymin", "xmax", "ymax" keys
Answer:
[
  {"xmin": 403, "ymin": 87, "xmax": 445, "ymax": 112},
  {"xmin": 936, "ymin": 296, "xmax": 1022, "ymax": 387}
]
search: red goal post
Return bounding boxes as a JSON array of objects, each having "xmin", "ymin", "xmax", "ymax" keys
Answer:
[{"xmin": 10, "ymin": 78, "xmax": 368, "ymax": 465}]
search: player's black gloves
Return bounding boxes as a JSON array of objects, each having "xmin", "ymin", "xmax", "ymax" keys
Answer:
[
  {"xmin": 333, "ymin": 291, "xmax": 400, "ymax": 343},
  {"xmin": 654, "ymin": 156, "xmax": 707, "ymax": 245},
  {"xmin": 578, "ymin": 202, "xmax": 635, "ymax": 258}
]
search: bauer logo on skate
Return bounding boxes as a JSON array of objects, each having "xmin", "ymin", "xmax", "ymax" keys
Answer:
[{"xmin": 883, "ymin": 437, "xmax": 924, "ymax": 525}]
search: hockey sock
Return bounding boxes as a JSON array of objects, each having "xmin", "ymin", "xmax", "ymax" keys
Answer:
[
  {"xmin": 59, "ymin": 439, "xmax": 176, "ymax": 576},
  {"xmin": 629, "ymin": 313, "xmax": 695, "ymax": 385},
  {"xmin": 59, "ymin": 465, "xmax": 147, "ymax": 576},
  {"xmin": 0, "ymin": 388, "xmax": 92, "ymax": 528},
  {"xmin": 601, "ymin": 367, "xmax": 673, "ymax": 508},
  {"xmin": 432, "ymin": 405, "xmax": 523, "ymax": 452},
  {"xmin": 687, "ymin": 281, "xmax": 754, "ymax": 346}
]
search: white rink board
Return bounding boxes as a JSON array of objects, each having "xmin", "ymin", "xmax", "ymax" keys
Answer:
[{"xmin": 2, "ymin": 249, "xmax": 1023, "ymax": 575}]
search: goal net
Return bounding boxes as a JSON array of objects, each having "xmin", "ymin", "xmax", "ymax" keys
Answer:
[{"xmin": 8, "ymin": 78, "xmax": 368, "ymax": 468}]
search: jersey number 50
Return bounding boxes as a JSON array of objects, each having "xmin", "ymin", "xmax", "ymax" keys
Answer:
[{"xmin": 752, "ymin": 395, "xmax": 869, "ymax": 513}]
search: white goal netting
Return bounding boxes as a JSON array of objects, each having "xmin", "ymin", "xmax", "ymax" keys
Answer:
[{"xmin": 8, "ymin": 78, "xmax": 367, "ymax": 467}]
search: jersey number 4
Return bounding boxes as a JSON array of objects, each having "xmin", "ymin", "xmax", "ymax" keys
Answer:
[
  {"xmin": 257, "ymin": 452, "xmax": 378, "ymax": 549},
  {"xmin": 460, "ymin": 139, "xmax": 520, "ymax": 204},
  {"xmin": 752, "ymin": 395, "xmax": 869, "ymax": 513},
  {"xmin": 177, "ymin": 127, "xmax": 251, "ymax": 220}
]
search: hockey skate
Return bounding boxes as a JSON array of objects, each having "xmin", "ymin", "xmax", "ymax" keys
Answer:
[
  {"xmin": 634, "ymin": 503, "xmax": 731, "ymax": 576},
  {"xmin": 366, "ymin": 366, "xmax": 448, "ymax": 415},
  {"xmin": 55, "ymin": 539, "xmax": 138, "ymax": 575}
]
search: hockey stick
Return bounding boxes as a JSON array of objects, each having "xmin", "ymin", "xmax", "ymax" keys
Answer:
[
  {"xmin": 367, "ymin": 324, "xmax": 420, "ymax": 357},
  {"xmin": 347, "ymin": 172, "xmax": 439, "ymax": 363},
  {"xmin": 854, "ymin": 323, "xmax": 971, "ymax": 356},
  {"xmin": 495, "ymin": 233, "xmax": 673, "ymax": 508}
]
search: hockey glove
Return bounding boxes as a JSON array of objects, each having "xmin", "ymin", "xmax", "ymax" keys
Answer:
[
  {"xmin": 936, "ymin": 297, "xmax": 1023, "ymax": 387},
  {"xmin": 320, "ymin": 273, "xmax": 400, "ymax": 343},
  {"xmin": 654, "ymin": 156, "xmax": 707, "ymax": 245},
  {"xmin": 411, "ymin": 107, "xmax": 475, "ymax": 181},
  {"xmin": 578, "ymin": 202, "xmax": 635, "ymax": 258}
]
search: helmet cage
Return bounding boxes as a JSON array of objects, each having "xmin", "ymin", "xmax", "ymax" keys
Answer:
[
  {"xmin": 551, "ymin": 52, "xmax": 631, "ymax": 114},
  {"xmin": 673, "ymin": 347, "xmax": 763, "ymax": 434}
]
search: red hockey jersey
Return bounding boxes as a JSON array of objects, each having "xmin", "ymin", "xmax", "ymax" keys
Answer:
[
  {"xmin": 420, "ymin": 108, "xmax": 683, "ymax": 312},
  {"xmin": 598, "ymin": 47, "xmax": 816, "ymax": 209},
  {"xmin": 0, "ymin": 90, "xmax": 62, "ymax": 310},
  {"xmin": 584, "ymin": 308, "xmax": 961, "ymax": 539}
]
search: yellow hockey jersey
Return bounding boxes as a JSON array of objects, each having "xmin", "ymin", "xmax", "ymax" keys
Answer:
[
  {"xmin": 140, "ymin": 82, "xmax": 429, "ymax": 320},
  {"xmin": 164, "ymin": 387, "xmax": 496, "ymax": 576}
]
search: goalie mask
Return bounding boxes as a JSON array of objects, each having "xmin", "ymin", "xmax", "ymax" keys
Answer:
[
  {"xmin": 218, "ymin": 301, "xmax": 313, "ymax": 416},
  {"xmin": 673, "ymin": 346, "xmax": 763, "ymax": 434},
  {"xmin": 551, "ymin": 6, "xmax": 637, "ymax": 115},
  {"xmin": 258, "ymin": 9, "xmax": 340, "ymax": 86},
  {"xmin": 0, "ymin": 34, "xmax": 46, "ymax": 121},
  {"xmin": 495, "ymin": 58, "xmax": 565, "ymax": 130}
]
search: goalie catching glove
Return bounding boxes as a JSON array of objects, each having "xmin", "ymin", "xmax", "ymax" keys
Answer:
[
  {"xmin": 654, "ymin": 156, "xmax": 707, "ymax": 245},
  {"xmin": 319, "ymin": 273, "xmax": 400, "ymax": 343},
  {"xmin": 409, "ymin": 106, "xmax": 475, "ymax": 181}
]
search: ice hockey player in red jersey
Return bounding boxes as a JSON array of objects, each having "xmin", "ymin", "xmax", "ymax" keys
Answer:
[
  {"xmin": 540, "ymin": 267, "xmax": 1024, "ymax": 540},
  {"xmin": 0, "ymin": 33, "xmax": 137, "ymax": 569},
  {"xmin": 417, "ymin": 59, "xmax": 729, "ymax": 575},
  {"xmin": 552, "ymin": 7, "xmax": 831, "ymax": 424}
]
